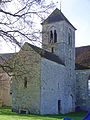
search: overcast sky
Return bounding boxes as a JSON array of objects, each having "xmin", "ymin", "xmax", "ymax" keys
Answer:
[
  {"xmin": 54, "ymin": 0, "xmax": 90, "ymax": 47},
  {"xmin": 0, "ymin": 0, "xmax": 90, "ymax": 53}
]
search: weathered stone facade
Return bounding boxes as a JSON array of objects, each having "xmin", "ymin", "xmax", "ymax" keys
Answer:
[
  {"xmin": 11, "ymin": 8, "xmax": 90, "ymax": 115},
  {"xmin": 42, "ymin": 8, "xmax": 76, "ymax": 114},
  {"xmin": 11, "ymin": 8, "xmax": 76, "ymax": 114},
  {"xmin": 12, "ymin": 43, "xmax": 41, "ymax": 114},
  {"xmin": 0, "ymin": 53, "xmax": 14, "ymax": 107},
  {"xmin": 0, "ymin": 72, "xmax": 12, "ymax": 106},
  {"xmin": 40, "ymin": 58, "xmax": 73, "ymax": 114},
  {"xmin": 76, "ymin": 70, "xmax": 90, "ymax": 111}
]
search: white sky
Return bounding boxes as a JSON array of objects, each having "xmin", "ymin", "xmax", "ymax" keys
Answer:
[
  {"xmin": 54, "ymin": 0, "xmax": 90, "ymax": 47},
  {"xmin": 0, "ymin": 0, "xmax": 90, "ymax": 53}
]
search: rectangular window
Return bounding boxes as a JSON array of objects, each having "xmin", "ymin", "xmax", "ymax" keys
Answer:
[
  {"xmin": 88, "ymin": 80, "xmax": 90, "ymax": 95},
  {"xmin": 58, "ymin": 100, "xmax": 61, "ymax": 114},
  {"xmin": 54, "ymin": 30, "xmax": 57, "ymax": 43},
  {"xmin": 58, "ymin": 83, "xmax": 60, "ymax": 89},
  {"xmin": 24, "ymin": 77, "xmax": 27, "ymax": 88},
  {"xmin": 68, "ymin": 28, "xmax": 72, "ymax": 45},
  {"xmin": 49, "ymin": 30, "xmax": 53, "ymax": 43},
  {"xmin": 51, "ymin": 47, "xmax": 54, "ymax": 53}
]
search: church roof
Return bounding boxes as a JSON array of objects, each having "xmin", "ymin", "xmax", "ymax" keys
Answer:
[
  {"xmin": 75, "ymin": 63, "xmax": 90, "ymax": 70},
  {"xmin": 0, "ymin": 53, "xmax": 14, "ymax": 64},
  {"xmin": 41, "ymin": 8, "xmax": 76, "ymax": 30},
  {"xmin": 75, "ymin": 45, "xmax": 90, "ymax": 70},
  {"xmin": 26, "ymin": 43, "xmax": 64, "ymax": 65}
]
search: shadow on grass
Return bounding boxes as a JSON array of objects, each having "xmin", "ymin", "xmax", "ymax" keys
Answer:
[
  {"xmin": 0, "ymin": 107, "xmax": 63, "ymax": 119},
  {"xmin": 0, "ymin": 107, "xmax": 87, "ymax": 120},
  {"xmin": 42, "ymin": 111, "xmax": 87, "ymax": 120}
]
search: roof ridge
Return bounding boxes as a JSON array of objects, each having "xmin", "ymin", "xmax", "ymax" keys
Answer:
[
  {"xmin": 76, "ymin": 45, "xmax": 90, "ymax": 48},
  {"xmin": 24, "ymin": 42, "xmax": 64, "ymax": 65},
  {"xmin": 41, "ymin": 8, "xmax": 76, "ymax": 30}
]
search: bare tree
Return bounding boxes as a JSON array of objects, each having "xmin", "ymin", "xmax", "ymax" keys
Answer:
[
  {"xmin": 0, "ymin": 0, "xmax": 55, "ymax": 76},
  {"xmin": 0, "ymin": 1, "xmax": 56, "ymax": 107},
  {"xmin": 0, "ymin": 0, "xmax": 54, "ymax": 48}
]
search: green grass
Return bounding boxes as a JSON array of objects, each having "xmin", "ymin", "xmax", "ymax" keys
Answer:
[{"xmin": 0, "ymin": 107, "xmax": 87, "ymax": 120}]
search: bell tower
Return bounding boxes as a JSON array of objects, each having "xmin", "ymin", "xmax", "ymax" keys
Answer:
[
  {"xmin": 42, "ymin": 8, "xmax": 76, "ymax": 65},
  {"xmin": 42, "ymin": 8, "xmax": 76, "ymax": 112}
]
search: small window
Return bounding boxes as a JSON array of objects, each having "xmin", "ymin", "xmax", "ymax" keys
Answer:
[
  {"xmin": 10, "ymin": 78, "xmax": 12, "ymax": 95},
  {"xmin": 58, "ymin": 100, "xmax": 61, "ymax": 114},
  {"xmin": 68, "ymin": 28, "xmax": 72, "ymax": 45},
  {"xmin": 24, "ymin": 77, "xmax": 27, "ymax": 88},
  {"xmin": 68, "ymin": 32, "xmax": 71, "ymax": 44},
  {"xmin": 88, "ymin": 76, "xmax": 90, "ymax": 95},
  {"xmin": 51, "ymin": 47, "xmax": 54, "ymax": 53},
  {"xmin": 49, "ymin": 29, "xmax": 57, "ymax": 43},
  {"xmin": 50, "ymin": 30, "xmax": 53, "ymax": 43},
  {"xmin": 58, "ymin": 83, "xmax": 60, "ymax": 89},
  {"xmin": 54, "ymin": 30, "xmax": 57, "ymax": 43}
]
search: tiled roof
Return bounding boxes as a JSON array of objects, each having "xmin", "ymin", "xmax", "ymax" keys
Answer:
[
  {"xmin": 26, "ymin": 43, "xmax": 64, "ymax": 65},
  {"xmin": 75, "ymin": 46, "xmax": 90, "ymax": 70},
  {"xmin": 75, "ymin": 63, "xmax": 90, "ymax": 70},
  {"xmin": 0, "ymin": 53, "xmax": 14, "ymax": 64},
  {"xmin": 1, "ymin": 44, "xmax": 90, "ymax": 70},
  {"xmin": 41, "ymin": 8, "xmax": 76, "ymax": 30}
]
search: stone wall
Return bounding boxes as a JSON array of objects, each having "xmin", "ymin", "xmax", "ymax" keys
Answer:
[
  {"xmin": 42, "ymin": 21, "xmax": 64, "ymax": 47},
  {"xmin": 42, "ymin": 21, "xmax": 76, "ymax": 109},
  {"xmin": 42, "ymin": 21, "xmax": 75, "ymax": 64},
  {"xmin": 12, "ymin": 43, "xmax": 41, "ymax": 114},
  {"xmin": 0, "ymin": 73, "xmax": 12, "ymax": 106},
  {"xmin": 76, "ymin": 69, "xmax": 90, "ymax": 111},
  {"xmin": 40, "ymin": 58, "xmax": 75, "ymax": 114}
]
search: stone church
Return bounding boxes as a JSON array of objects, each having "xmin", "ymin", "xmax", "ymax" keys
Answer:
[{"xmin": 8, "ymin": 8, "xmax": 90, "ymax": 114}]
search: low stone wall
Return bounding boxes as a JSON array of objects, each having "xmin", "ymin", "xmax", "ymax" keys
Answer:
[
  {"xmin": 0, "ymin": 73, "xmax": 12, "ymax": 107},
  {"xmin": 76, "ymin": 69, "xmax": 90, "ymax": 111}
]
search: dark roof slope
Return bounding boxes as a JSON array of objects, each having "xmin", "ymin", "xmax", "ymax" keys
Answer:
[
  {"xmin": 42, "ymin": 8, "xmax": 76, "ymax": 30},
  {"xmin": 75, "ymin": 46, "xmax": 90, "ymax": 70},
  {"xmin": 26, "ymin": 43, "xmax": 64, "ymax": 65},
  {"xmin": 75, "ymin": 63, "xmax": 90, "ymax": 70},
  {"xmin": 0, "ymin": 53, "xmax": 14, "ymax": 64}
]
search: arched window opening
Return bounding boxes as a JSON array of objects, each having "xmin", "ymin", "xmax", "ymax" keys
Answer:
[
  {"xmin": 49, "ymin": 28, "xmax": 57, "ymax": 43},
  {"xmin": 88, "ymin": 76, "xmax": 90, "ymax": 95},
  {"xmin": 68, "ymin": 28, "xmax": 72, "ymax": 45},
  {"xmin": 54, "ymin": 30, "xmax": 57, "ymax": 43},
  {"xmin": 68, "ymin": 32, "xmax": 71, "ymax": 44},
  {"xmin": 50, "ymin": 30, "xmax": 53, "ymax": 43},
  {"xmin": 24, "ymin": 77, "xmax": 27, "ymax": 88}
]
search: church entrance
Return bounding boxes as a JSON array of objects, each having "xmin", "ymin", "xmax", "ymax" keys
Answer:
[
  {"xmin": 58, "ymin": 100, "xmax": 61, "ymax": 114},
  {"xmin": 68, "ymin": 95, "xmax": 73, "ymax": 112}
]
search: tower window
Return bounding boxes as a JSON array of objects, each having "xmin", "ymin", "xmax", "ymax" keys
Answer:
[
  {"xmin": 68, "ymin": 28, "xmax": 72, "ymax": 45},
  {"xmin": 24, "ymin": 77, "xmax": 27, "ymax": 88},
  {"xmin": 49, "ymin": 29, "xmax": 57, "ymax": 43},
  {"xmin": 54, "ymin": 30, "xmax": 57, "ymax": 43},
  {"xmin": 50, "ymin": 30, "xmax": 53, "ymax": 43},
  {"xmin": 68, "ymin": 32, "xmax": 71, "ymax": 44}
]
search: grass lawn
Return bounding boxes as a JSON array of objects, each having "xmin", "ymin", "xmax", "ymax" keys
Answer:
[{"xmin": 0, "ymin": 107, "xmax": 87, "ymax": 120}]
